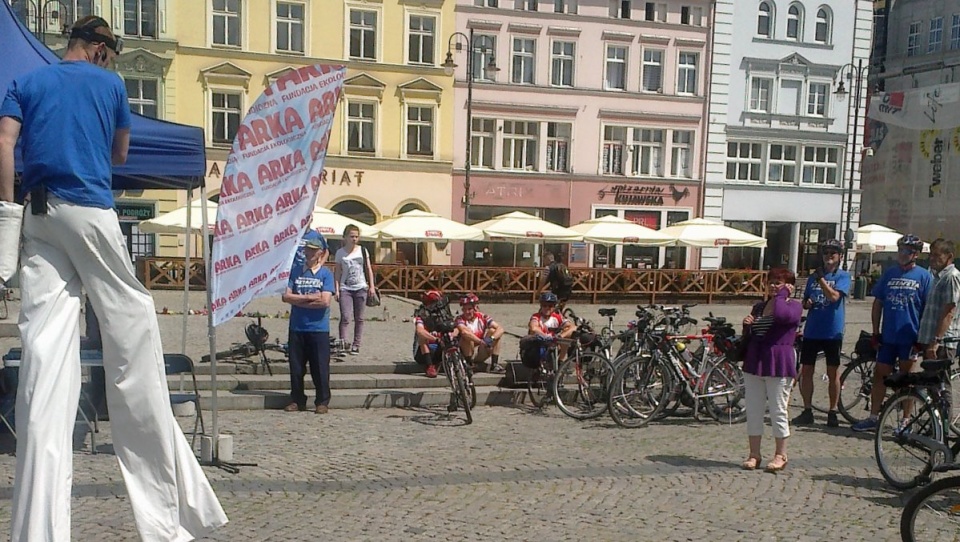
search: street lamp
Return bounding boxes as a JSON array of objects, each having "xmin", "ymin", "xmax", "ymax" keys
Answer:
[
  {"xmin": 834, "ymin": 58, "xmax": 868, "ymax": 271},
  {"xmin": 442, "ymin": 29, "xmax": 499, "ymax": 225},
  {"xmin": 22, "ymin": 0, "xmax": 72, "ymax": 44}
]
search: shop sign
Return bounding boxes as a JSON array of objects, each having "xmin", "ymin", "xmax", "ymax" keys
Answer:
[
  {"xmin": 115, "ymin": 202, "xmax": 154, "ymax": 222},
  {"xmin": 597, "ymin": 184, "xmax": 691, "ymax": 206},
  {"xmin": 207, "ymin": 161, "xmax": 365, "ymax": 187}
]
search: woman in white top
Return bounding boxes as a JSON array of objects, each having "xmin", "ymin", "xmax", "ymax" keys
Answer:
[{"xmin": 334, "ymin": 224, "xmax": 376, "ymax": 355}]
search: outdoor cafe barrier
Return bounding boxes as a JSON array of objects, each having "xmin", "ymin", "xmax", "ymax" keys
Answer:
[{"xmin": 138, "ymin": 257, "xmax": 768, "ymax": 302}]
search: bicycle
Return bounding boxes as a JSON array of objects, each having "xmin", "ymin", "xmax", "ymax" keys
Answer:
[
  {"xmin": 899, "ymin": 463, "xmax": 960, "ymax": 542},
  {"xmin": 428, "ymin": 304, "xmax": 476, "ymax": 425},
  {"xmin": 874, "ymin": 350, "xmax": 958, "ymax": 490},
  {"xmin": 551, "ymin": 310, "xmax": 615, "ymax": 420}
]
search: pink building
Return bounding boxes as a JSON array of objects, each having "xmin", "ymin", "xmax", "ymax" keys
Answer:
[{"xmin": 450, "ymin": 0, "xmax": 711, "ymax": 269}]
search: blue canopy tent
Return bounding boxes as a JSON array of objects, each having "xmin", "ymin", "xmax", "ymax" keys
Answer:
[{"xmin": 1, "ymin": 0, "xmax": 205, "ymax": 190}]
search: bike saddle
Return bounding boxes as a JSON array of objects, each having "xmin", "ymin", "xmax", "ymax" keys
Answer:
[
  {"xmin": 884, "ymin": 371, "xmax": 943, "ymax": 389},
  {"xmin": 599, "ymin": 308, "xmax": 617, "ymax": 317},
  {"xmin": 920, "ymin": 358, "xmax": 954, "ymax": 372}
]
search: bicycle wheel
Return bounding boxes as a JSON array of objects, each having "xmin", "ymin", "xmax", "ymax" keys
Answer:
[
  {"xmin": 607, "ymin": 357, "xmax": 670, "ymax": 428},
  {"xmin": 789, "ymin": 351, "xmax": 832, "ymax": 414},
  {"xmin": 838, "ymin": 358, "xmax": 875, "ymax": 425},
  {"xmin": 950, "ymin": 367, "xmax": 960, "ymax": 437},
  {"xmin": 527, "ymin": 357, "xmax": 551, "ymax": 408},
  {"xmin": 554, "ymin": 352, "xmax": 614, "ymax": 420},
  {"xmin": 900, "ymin": 474, "xmax": 960, "ymax": 542},
  {"xmin": 700, "ymin": 359, "xmax": 747, "ymax": 424},
  {"xmin": 450, "ymin": 354, "xmax": 473, "ymax": 424},
  {"xmin": 875, "ymin": 390, "xmax": 942, "ymax": 490}
]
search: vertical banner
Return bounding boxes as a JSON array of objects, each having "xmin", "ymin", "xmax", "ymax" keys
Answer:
[{"xmin": 210, "ymin": 64, "xmax": 345, "ymax": 327}]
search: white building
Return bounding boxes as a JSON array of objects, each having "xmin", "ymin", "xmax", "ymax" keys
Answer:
[{"xmin": 702, "ymin": 0, "xmax": 873, "ymax": 272}]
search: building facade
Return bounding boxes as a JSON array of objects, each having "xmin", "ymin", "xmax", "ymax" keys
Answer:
[
  {"xmin": 702, "ymin": 0, "xmax": 873, "ymax": 272},
  {"xmin": 450, "ymin": 0, "xmax": 711, "ymax": 269}
]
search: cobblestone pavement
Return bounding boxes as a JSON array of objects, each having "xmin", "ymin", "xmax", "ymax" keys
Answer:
[{"xmin": 0, "ymin": 405, "xmax": 911, "ymax": 541}]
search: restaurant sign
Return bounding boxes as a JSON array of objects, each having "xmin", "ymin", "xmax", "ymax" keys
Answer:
[{"xmin": 597, "ymin": 184, "xmax": 691, "ymax": 206}]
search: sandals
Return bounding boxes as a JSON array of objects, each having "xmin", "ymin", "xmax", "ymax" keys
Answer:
[
  {"xmin": 741, "ymin": 455, "xmax": 762, "ymax": 470},
  {"xmin": 765, "ymin": 454, "xmax": 788, "ymax": 473}
]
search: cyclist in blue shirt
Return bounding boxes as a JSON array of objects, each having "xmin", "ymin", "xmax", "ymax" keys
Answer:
[
  {"xmin": 794, "ymin": 239, "xmax": 851, "ymax": 428},
  {"xmin": 853, "ymin": 234, "xmax": 933, "ymax": 432},
  {"xmin": 282, "ymin": 233, "xmax": 335, "ymax": 414}
]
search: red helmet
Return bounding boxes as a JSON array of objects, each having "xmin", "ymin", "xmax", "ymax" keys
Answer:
[
  {"xmin": 422, "ymin": 290, "xmax": 444, "ymax": 306},
  {"xmin": 459, "ymin": 293, "xmax": 480, "ymax": 306}
]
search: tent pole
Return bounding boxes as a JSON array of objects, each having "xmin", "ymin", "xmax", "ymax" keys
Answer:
[
  {"xmin": 181, "ymin": 189, "xmax": 192, "ymax": 354},
  {"xmin": 199, "ymin": 177, "xmax": 220, "ymax": 460}
]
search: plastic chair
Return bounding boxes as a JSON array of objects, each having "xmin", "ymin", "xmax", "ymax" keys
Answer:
[{"xmin": 163, "ymin": 353, "xmax": 205, "ymax": 450}]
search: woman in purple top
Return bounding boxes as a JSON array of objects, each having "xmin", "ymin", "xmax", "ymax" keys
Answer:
[{"xmin": 741, "ymin": 268, "xmax": 803, "ymax": 472}]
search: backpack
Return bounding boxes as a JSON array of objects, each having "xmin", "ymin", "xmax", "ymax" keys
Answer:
[
  {"xmin": 551, "ymin": 263, "xmax": 574, "ymax": 289},
  {"xmin": 413, "ymin": 298, "xmax": 456, "ymax": 334}
]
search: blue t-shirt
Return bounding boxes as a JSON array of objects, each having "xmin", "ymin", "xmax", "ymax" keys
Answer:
[
  {"xmin": 0, "ymin": 61, "xmax": 131, "ymax": 209},
  {"xmin": 871, "ymin": 265, "xmax": 933, "ymax": 345},
  {"xmin": 287, "ymin": 264, "xmax": 335, "ymax": 332},
  {"xmin": 802, "ymin": 269, "xmax": 851, "ymax": 340}
]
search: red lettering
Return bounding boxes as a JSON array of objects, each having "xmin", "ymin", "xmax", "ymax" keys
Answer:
[
  {"xmin": 273, "ymin": 224, "xmax": 299, "ymax": 246},
  {"xmin": 214, "ymin": 254, "xmax": 242, "ymax": 275},
  {"xmin": 220, "ymin": 172, "xmax": 253, "ymax": 199},
  {"xmin": 213, "ymin": 219, "xmax": 234, "ymax": 238}
]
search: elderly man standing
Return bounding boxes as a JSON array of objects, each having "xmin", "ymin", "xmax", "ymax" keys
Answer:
[
  {"xmin": 0, "ymin": 16, "xmax": 226, "ymax": 540},
  {"xmin": 917, "ymin": 239, "xmax": 960, "ymax": 422}
]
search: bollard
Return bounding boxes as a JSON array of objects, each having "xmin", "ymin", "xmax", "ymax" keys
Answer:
[{"xmin": 200, "ymin": 434, "xmax": 234, "ymax": 462}]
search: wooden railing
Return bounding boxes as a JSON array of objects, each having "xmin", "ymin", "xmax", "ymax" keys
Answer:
[{"xmin": 138, "ymin": 257, "xmax": 767, "ymax": 302}]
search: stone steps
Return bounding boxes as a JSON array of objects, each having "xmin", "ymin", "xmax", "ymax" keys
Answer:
[
  {"xmin": 194, "ymin": 386, "xmax": 532, "ymax": 411},
  {"xmin": 170, "ymin": 371, "xmax": 508, "ymax": 391}
]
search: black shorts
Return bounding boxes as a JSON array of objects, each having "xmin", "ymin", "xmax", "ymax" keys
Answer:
[
  {"xmin": 799, "ymin": 338, "xmax": 843, "ymax": 367},
  {"xmin": 414, "ymin": 344, "xmax": 443, "ymax": 366}
]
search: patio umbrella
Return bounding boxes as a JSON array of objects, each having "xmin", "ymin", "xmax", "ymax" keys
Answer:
[
  {"xmin": 658, "ymin": 218, "xmax": 767, "ymax": 248},
  {"xmin": 473, "ymin": 211, "xmax": 583, "ymax": 265},
  {"xmin": 569, "ymin": 215, "xmax": 675, "ymax": 246},
  {"xmin": 854, "ymin": 224, "xmax": 930, "ymax": 253},
  {"xmin": 139, "ymin": 198, "xmax": 217, "ymax": 235},
  {"xmin": 311, "ymin": 206, "xmax": 378, "ymax": 239},
  {"xmin": 371, "ymin": 209, "xmax": 484, "ymax": 265}
]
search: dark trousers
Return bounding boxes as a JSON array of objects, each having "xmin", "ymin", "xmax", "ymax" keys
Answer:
[{"xmin": 288, "ymin": 330, "xmax": 331, "ymax": 407}]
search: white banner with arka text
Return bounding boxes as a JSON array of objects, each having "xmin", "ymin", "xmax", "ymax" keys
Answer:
[{"xmin": 210, "ymin": 64, "xmax": 345, "ymax": 327}]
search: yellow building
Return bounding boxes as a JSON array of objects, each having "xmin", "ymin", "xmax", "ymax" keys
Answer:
[{"xmin": 169, "ymin": 0, "xmax": 457, "ymax": 264}]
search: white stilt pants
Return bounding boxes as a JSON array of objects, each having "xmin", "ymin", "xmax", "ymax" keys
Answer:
[
  {"xmin": 743, "ymin": 373, "xmax": 793, "ymax": 439},
  {"xmin": 12, "ymin": 198, "xmax": 228, "ymax": 541}
]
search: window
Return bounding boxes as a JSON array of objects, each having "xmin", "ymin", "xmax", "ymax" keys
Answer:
[
  {"xmin": 807, "ymin": 83, "xmax": 829, "ymax": 116},
  {"xmin": 347, "ymin": 102, "xmax": 376, "ymax": 154},
  {"xmin": 787, "ymin": 4, "xmax": 802, "ymax": 41},
  {"xmin": 471, "ymin": 118, "xmax": 495, "ymax": 168},
  {"xmin": 554, "ymin": 0, "xmax": 577, "ymax": 14},
  {"xmin": 605, "ymin": 45, "xmax": 627, "ymax": 91},
  {"xmin": 681, "ymin": 6, "xmax": 702, "ymax": 26},
  {"xmin": 125, "ymin": 78, "xmax": 158, "ymax": 118},
  {"xmin": 671, "ymin": 131, "xmax": 693, "ymax": 178},
  {"xmin": 471, "ymin": 35, "xmax": 497, "ymax": 82},
  {"xmin": 614, "ymin": 0, "xmax": 630, "ymax": 19},
  {"xmin": 516, "ymin": 0, "xmax": 537, "ymax": 10},
  {"xmin": 644, "ymin": 2, "xmax": 666, "ymax": 22},
  {"xmin": 758, "ymin": 2, "xmax": 772, "ymax": 37},
  {"xmin": 276, "ymin": 2, "xmax": 305, "ymax": 53},
  {"xmin": 801, "ymin": 146, "xmax": 839, "ymax": 185},
  {"xmin": 349, "ymin": 9, "xmax": 377, "ymax": 61},
  {"xmin": 768, "ymin": 144, "xmax": 798, "ymax": 183},
  {"xmin": 546, "ymin": 123, "xmax": 571, "ymax": 172},
  {"xmin": 641, "ymin": 49, "xmax": 663, "ymax": 92},
  {"xmin": 930, "ymin": 17, "xmax": 944, "ymax": 53},
  {"xmin": 408, "ymin": 15, "xmax": 436, "ymax": 65},
  {"xmin": 749, "ymin": 77, "xmax": 773, "ymax": 112},
  {"xmin": 124, "ymin": 0, "xmax": 158, "ymax": 38},
  {"xmin": 952, "ymin": 14, "xmax": 960, "ymax": 50},
  {"xmin": 908, "ymin": 21, "xmax": 921, "ymax": 56},
  {"xmin": 632, "ymin": 129, "xmax": 664, "ymax": 176},
  {"xmin": 211, "ymin": 91, "xmax": 242, "ymax": 145},
  {"xmin": 677, "ymin": 52, "xmax": 698, "ymax": 95},
  {"xmin": 815, "ymin": 8, "xmax": 831, "ymax": 43},
  {"xmin": 502, "ymin": 121, "xmax": 538, "ymax": 170},
  {"xmin": 511, "ymin": 38, "xmax": 536, "ymax": 84},
  {"xmin": 212, "ymin": 0, "xmax": 241, "ymax": 47},
  {"xmin": 551, "ymin": 41, "xmax": 575, "ymax": 87},
  {"xmin": 602, "ymin": 126, "xmax": 626, "ymax": 175},
  {"xmin": 779, "ymin": 80, "xmax": 802, "ymax": 115},
  {"xmin": 475, "ymin": 0, "xmax": 498, "ymax": 6},
  {"xmin": 726, "ymin": 142, "xmax": 762, "ymax": 181},
  {"xmin": 406, "ymin": 106, "xmax": 434, "ymax": 157}
]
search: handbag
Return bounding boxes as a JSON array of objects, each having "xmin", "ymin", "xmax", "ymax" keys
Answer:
[
  {"xmin": 0, "ymin": 201, "xmax": 23, "ymax": 283},
  {"xmin": 361, "ymin": 247, "xmax": 381, "ymax": 307}
]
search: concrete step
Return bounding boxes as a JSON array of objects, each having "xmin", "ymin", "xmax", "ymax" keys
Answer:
[
  {"xmin": 194, "ymin": 386, "xmax": 533, "ymax": 411},
  {"xmin": 170, "ymin": 372, "xmax": 508, "ymax": 391},
  {"xmin": 191, "ymin": 360, "xmax": 425, "ymax": 376}
]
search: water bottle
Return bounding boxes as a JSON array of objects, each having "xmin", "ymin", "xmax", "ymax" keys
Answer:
[{"xmin": 383, "ymin": 306, "xmax": 390, "ymax": 321}]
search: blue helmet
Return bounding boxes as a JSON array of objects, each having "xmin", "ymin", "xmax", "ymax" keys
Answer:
[
  {"xmin": 539, "ymin": 292, "xmax": 559, "ymax": 304},
  {"xmin": 819, "ymin": 239, "xmax": 843, "ymax": 253},
  {"xmin": 898, "ymin": 234, "xmax": 923, "ymax": 251}
]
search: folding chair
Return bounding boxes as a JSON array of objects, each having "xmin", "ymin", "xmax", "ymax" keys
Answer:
[{"xmin": 163, "ymin": 353, "xmax": 205, "ymax": 450}]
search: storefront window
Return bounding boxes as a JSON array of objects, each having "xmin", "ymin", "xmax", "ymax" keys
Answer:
[
  {"xmin": 799, "ymin": 222, "xmax": 837, "ymax": 272},
  {"xmin": 464, "ymin": 205, "xmax": 567, "ymax": 267},
  {"xmin": 590, "ymin": 208, "xmax": 689, "ymax": 268},
  {"xmin": 721, "ymin": 221, "xmax": 762, "ymax": 270}
]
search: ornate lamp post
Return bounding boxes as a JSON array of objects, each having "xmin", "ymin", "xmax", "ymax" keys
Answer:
[{"xmin": 834, "ymin": 58, "xmax": 868, "ymax": 271}]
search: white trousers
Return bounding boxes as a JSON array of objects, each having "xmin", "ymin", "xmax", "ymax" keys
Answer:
[
  {"xmin": 12, "ymin": 198, "xmax": 227, "ymax": 541},
  {"xmin": 743, "ymin": 373, "xmax": 792, "ymax": 439}
]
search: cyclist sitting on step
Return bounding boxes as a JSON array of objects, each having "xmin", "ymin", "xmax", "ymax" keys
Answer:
[
  {"xmin": 526, "ymin": 292, "xmax": 576, "ymax": 365},
  {"xmin": 413, "ymin": 290, "xmax": 456, "ymax": 378},
  {"xmin": 455, "ymin": 293, "xmax": 505, "ymax": 374}
]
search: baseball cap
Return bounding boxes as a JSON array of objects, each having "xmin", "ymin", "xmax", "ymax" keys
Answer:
[{"xmin": 302, "ymin": 229, "xmax": 328, "ymax": 250}]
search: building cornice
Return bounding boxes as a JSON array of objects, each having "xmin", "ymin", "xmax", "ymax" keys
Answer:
[
  {"xmin": 726, "ymin": 125, "xmax": 848, "ymax": 143},
  {"xmin": 451, "ymin": 168, "xmax": 702, "ymax": 187},
  {"xmin": 470, "ymin": 100, "xmax": 580, "ymax": 117},
  {"xmin": 455, "ymin": 80, "xmax": 705, "ymax": 104},
  {"xmin": 598, "ymin": 108, "xmax": 702, "ymax": 124}
]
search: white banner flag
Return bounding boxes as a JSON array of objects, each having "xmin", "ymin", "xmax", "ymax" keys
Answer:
[
  {"xmin": 210, "ymin": 64, "xmax": 345, "ymax": 327},
  {"xmin": 868, "ymin": 83, "xmax": 960, "ymax": 130}
]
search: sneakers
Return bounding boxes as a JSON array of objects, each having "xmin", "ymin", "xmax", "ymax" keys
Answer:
[
  {"xmin": 852, "ymin": 417, "xmax": 879, "ymax": 432},
  {"xmin": 894, "ymin": 419, "xmax": 912, "ymax": 438},
  {"xmin": 792, "ymin": 408, "xmax": 815, "ymax": 425},
  {"xmin": 425, "ymin": 364, "xmax": 438, "ymax": 378},
  {"xmin": 315, "ymin": 405, "xmax": 329, "ymax": 414},
  {"xmin": 826, "ymin": 410, "xmax": 840, "ymax": 428},
  {"xmin": 489, "ymin": 363, "xmax": 506, "ymax": 374},
  {"xmin": 350, "ymin": 345, "xmax": 360, "ymax": 356}
]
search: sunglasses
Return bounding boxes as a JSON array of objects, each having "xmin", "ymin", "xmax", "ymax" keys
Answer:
[
  {"xmin": 899, "ymin": 247, "xmax": 919, "ymax": 255},
  {"xmin": 822, "ymin": 250, "xmax": 840, "ymax": 256}
]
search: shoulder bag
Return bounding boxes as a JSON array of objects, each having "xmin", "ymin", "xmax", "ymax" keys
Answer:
[{"xmin": 361, "ymin": 247, "xmax": 381, "ymax": 307}]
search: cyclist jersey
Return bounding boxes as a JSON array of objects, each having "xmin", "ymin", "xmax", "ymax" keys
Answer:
[
  {"xmin": 871, "ymin": 264, "xmax": 933, "ymax": 345},
  {"xmin": 455, "ymin": 312, "xmax": 494, "ymax": 336},
  {"xmin": 414, "ymin": 315, "xmax": 442, "ymax": 341},
  {"xmin": 530, "ymin": 311, "xmax": 566, "ymax": 337}
]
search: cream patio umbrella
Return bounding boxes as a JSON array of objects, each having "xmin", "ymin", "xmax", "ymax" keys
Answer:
[
  {"xmin": 371, "ymin": 209, "xmax": 484, "ymax": 265},
  {"xmin": 311, "ymin": 206, "xmax": 379, "ymax": 239},
  {"xmin": 658, "ymin": 218, "xmax": 767, "ymax": 248},
  {"xmin": 139, "ymin": 197, "xmax": 217, "ymax": 235},
  {"xmin": 854, "ymin": 224, "xmax": 930, "ymax": 253},
  {"xmin": 570, "ymin": 215, "xmax": 675, "ymax": 246},
  {"xmin": 472, "ymin": 211, "xmax": 583, "ymax": 265}
]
